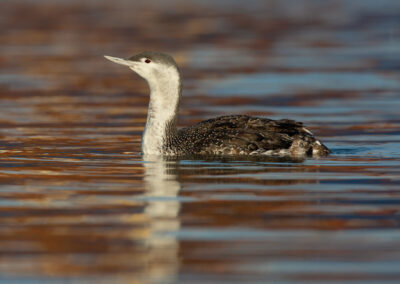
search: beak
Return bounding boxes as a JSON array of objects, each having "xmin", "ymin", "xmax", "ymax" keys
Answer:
[{"xmin": 104, "ymin": 55, "xmax": 135, "ymax": 67}]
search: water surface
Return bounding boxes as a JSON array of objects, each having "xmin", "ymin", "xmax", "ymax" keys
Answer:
[{"xmin": 1, "ymin": 0, "xmax": 400, "ymax": 283}]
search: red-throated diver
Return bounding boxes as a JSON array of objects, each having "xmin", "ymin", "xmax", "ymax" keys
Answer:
[{"xmin": 104, "ymin": 51, "xmax": 330, "ymax": 157}]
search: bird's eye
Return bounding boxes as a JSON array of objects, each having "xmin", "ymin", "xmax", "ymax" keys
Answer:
[{"xmin": 145, "ymin": 59, "xmax": 151, "ymax": 63}]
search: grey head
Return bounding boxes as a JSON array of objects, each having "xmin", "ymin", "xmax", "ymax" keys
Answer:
[
  {"xmin": 128, "ymin": 51, "xmax": 178, "ymax": 68},
  {"xmin": 104, "ymin": 51, "xmax": 180, "ymax": 85}
]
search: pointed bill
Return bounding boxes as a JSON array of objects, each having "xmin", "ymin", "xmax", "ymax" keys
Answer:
[{"xmin": 104, "ymin": 55, "xmax": 133, "ymax": 66}]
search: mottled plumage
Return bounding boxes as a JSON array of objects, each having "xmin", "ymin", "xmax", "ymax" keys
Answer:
[
  {"xmin": 104, "ymin": 51, "xmax": 330, "ymax": 158},
  {"xmin": 164, "ymin": 115, "xmax": 330, "ymax": 156}
]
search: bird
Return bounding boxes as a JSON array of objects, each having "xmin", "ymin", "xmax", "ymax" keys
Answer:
[{"xmin": 104, "ymin": 51, "xmax": 330, "ymax": 157}]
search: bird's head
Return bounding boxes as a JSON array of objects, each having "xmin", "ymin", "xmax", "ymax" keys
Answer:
[{"xmin": 104, "ymin": 51, "xmax": 180, "ymax": 87}]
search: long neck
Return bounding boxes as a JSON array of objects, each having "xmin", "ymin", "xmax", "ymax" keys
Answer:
[{"xmin": 142, "ymin": 68, "xmax": 181, "ymax": 155}]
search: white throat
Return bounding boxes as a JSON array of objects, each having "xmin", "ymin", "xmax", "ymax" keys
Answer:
[{"xmin": 141, "ymin": 66, "xmax": 181, "ymax": 155}]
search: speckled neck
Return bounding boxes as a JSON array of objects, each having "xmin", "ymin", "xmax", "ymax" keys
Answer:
[{"xmin": 141, "ymin": 66, "xmax": 181, "ymax": 155}]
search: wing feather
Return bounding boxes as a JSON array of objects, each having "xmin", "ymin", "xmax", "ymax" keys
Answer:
[{"xmin": 174, "ymin": 115, "xmax": 318, "ymax": 155}]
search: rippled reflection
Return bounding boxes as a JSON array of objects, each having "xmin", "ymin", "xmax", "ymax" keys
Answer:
[
  {"xmin": 142, "ymin": 156, "xmax": 181, "ymax": 283},
  {"xmin": 1, "ymin": 0, "xmax": 400, "ymax": 283}
]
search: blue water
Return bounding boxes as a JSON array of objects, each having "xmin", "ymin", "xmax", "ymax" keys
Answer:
[{"xmin": 0, "ymin": 0, "xmax": 400, "ymax": 283}]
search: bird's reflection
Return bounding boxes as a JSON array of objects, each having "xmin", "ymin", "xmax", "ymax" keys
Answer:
[
  {"xmin": 142, "ymin": 155, "xmax": 181, "ymax": 283},
  {"xmin": 140, "ymin": 154, "xmax": 307, "ymax": 283}
]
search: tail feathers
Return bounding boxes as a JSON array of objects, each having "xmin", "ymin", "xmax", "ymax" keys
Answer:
[
  {"xmin": 290, "ymin": 134, "xmax": 330, "ymax": 157},
  {"xmin": 312, "ymin": 140, "xmax": 331, "ymax": 157}
]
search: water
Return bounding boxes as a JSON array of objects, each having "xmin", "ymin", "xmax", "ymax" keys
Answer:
[{"xmin": 1, "ymin": 0, "xmax": 400, "ymax": 283}]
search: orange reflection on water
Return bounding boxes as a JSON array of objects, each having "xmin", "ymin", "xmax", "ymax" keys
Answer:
[{"xmin": 1, "ymin": 0, "xmax": 400, "ymax": 283}]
